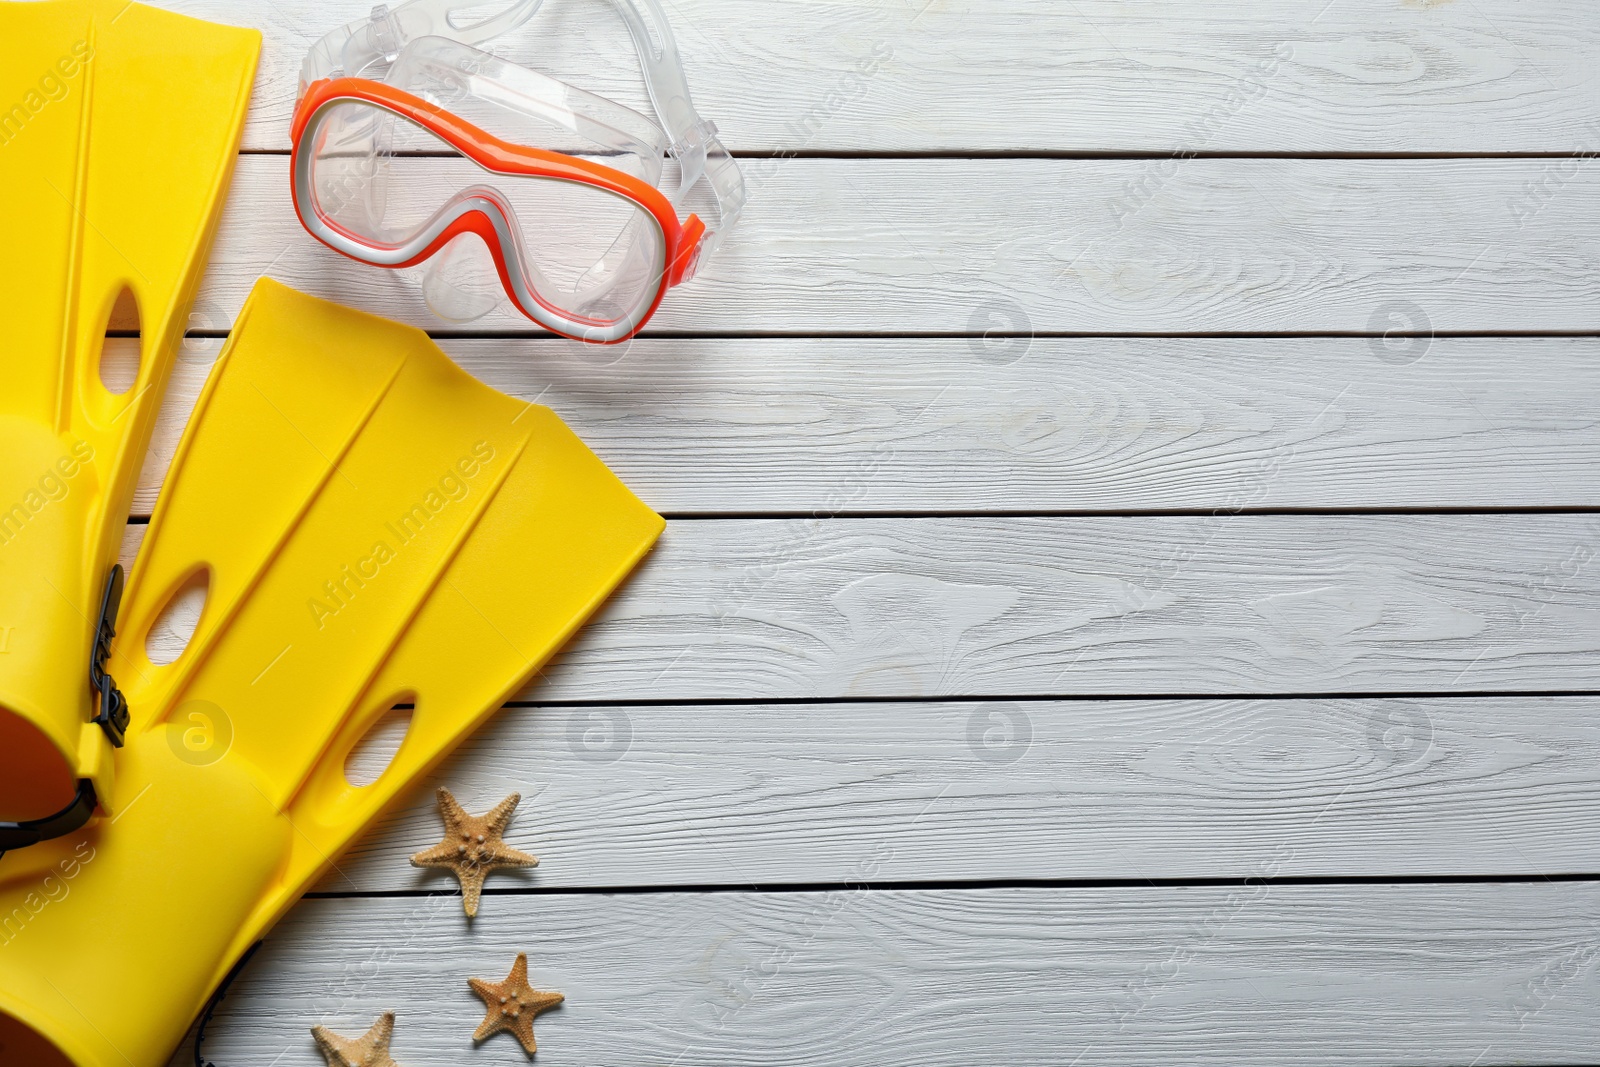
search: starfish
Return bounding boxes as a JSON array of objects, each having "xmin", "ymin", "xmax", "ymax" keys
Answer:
[
  {"xmin": 468, "ymin": 952, "xmax": 564, "ymax": 1055},
  {"xmin": 410, "ymin": 787, "xmax": 538, "ymax": 917},
  {"xmin": 311, "ymin": 1012, "xmax": 402, "ymax": 1067}
]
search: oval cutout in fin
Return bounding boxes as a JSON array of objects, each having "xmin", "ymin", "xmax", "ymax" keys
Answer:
[
  {"xmin": 344, "ymin": 703, "xmax": 414, "ymax": 787},
  {"xmin": 145, "ymin": 570, "xmax": 209, "ymax": 666},
  {"xmin": 99, "ymin": 286, "xmax": 142, "ymax": 395}
]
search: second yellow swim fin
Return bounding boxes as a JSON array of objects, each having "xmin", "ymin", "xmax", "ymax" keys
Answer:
[{"xmin": 0, "ymin": 279, "xmax": 664, "ymax": 1067}]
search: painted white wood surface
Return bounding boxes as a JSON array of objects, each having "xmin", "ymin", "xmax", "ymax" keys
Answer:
[
  {"xmin": 179, "ymin": 884, "xmax": 1600, "ymax": 1067},
  {"xmin": 192, "ymin": 156, "xmax": 1600, "ymax": 334},
  {"xmin": 157, "ymin": 0, "xmax": 1600, "ymax": 154},
  {"xmin": 123, "ymin": 513, "xmax": 1600, "ymax": 700},
  {"xmin": 305, "ymin": 696, "xmax": 1600, "ymax": 891},
  {"xmin": 101, "ymin": 0, "xmax": 1600, "ymax": 1062},
  {"xmin": 128, "ymin": 335, "xmax": 1600, "ymax": 515}
]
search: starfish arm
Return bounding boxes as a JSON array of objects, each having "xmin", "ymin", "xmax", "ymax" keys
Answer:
[
  {"xmin": 484, "ymin": 792, "xmax": 522, "ymax": 836},
  {"xmin": 409, "ymin": 842, "xmax": 465, "ymax": 867},
  {"xmin": 459, "ymin": 865, "xmax": 490, "ymax": 916},
  {"xmin": 310, "ymin": 1013, "xmax": 396, "ymax": 1067},
  {"xmin": 370, "ymin": 1011, "xmax": 395, "ymax": 1049},
  {"xmin": 510, "ymin": 952, "xmax": 529, "ymax": 985},
  {"xmin": 512, "ymin": 1014, "xmax": 539, "ymax": 1054},
  {"xmin": 436, "ymin": 786, "xmax": 468, "ymax": 833},
  {"xmin": 310, "ymin": 1025, "xmax": 353, "ymax": 1066},
  {"xmin": 486, "ymin": 843, "xmax": 540, "ymax": 870}
]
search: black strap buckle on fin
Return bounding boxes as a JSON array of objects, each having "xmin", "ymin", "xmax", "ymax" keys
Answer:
[
  {"xmin": 0, "ymin": 566, "xmax": 127, "ymax": 855},
  {"xmin": 89, "ymin": 564, "xmax": 129, "ymax": 748}
]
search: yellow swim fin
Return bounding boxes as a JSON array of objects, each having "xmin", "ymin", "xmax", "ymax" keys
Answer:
[
  {"xmin": 0, "ymin": 278, "xmax": 664, "ymax": 1067},
  {"xmin": 0, "ymin": 0, "xmax": 259, "ymax": 833}
]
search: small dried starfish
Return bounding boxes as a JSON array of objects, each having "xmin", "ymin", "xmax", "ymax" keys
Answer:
[
  {"xmin": 468, "ymin": 952, "xmax": 564, "ymax": 1055},
  {"xmin": 312, "ymin": 1012, "xmax": 402, "ymax": 1067},
  {"xmin": 411, "ymin": 787, "xmax": 538, "ymax": 916}
]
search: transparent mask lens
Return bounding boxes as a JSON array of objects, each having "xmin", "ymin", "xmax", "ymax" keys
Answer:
[
  {"xmin": 306, "ymin": 98, "xmax": 666, "ymax": 333},
  {"xmin": 495, "ymin": 174, "xmax": 664, "ymax": 326},
  {"xmin": 306, "ymin": 99, "xmax": 398, "ymax": 240}
]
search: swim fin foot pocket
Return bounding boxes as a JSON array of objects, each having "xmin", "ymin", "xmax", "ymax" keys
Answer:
[
  {"xmin": 0, "ymin": 567, "xmax": 133, "ymax": 854},
  {"xmin": 0, "ymin": 277, "xmax": 664, "ymax": 1066}
]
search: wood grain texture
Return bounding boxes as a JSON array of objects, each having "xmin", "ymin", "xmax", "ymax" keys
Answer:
[
  {"xmin": 127, "ymin": 335, "xmax": 1600, "ymax": 515},
  {"xmin": 123, "ymin": 514, "xmax": 1600, "ymax": 700},
  {"xmin": 306, "ymin": 696, "xmax": 1600, "ymax": 891},
  {"xmin": 90, "ymin": 3, "xmax": 1600, "ymax": 1064},
  {"xmin": 176, "ymin": 884, "xmax": 1600, "ymax": 1066},
  {"xmin": 195, "ymin": 156, "xmax": 1600, "ymax": 334},
  {"xmin": 156, "ymin": 0, "xmax": 1600, "ymax": 153}
]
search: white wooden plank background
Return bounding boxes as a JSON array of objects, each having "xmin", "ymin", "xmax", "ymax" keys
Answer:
[
  {"xmin": 124, "ymin": 512, "xmax": 1600, "ymax": 700},
  {"xmin": 310, "ymin": 696, "xmax": 1600, "ymax": 890},
  {"xmin": 184, "ymin": 885, "xmax": 1600, "ymax": 1067},
  {"xmin": 163, "ymin": 0, "xmax": 1600, "ymax": 154},
  {"xmin": 195, "ymin": 157, "xmax": 1600, "ymax": 334},
  {"xmin": 101, "ymin": 0, "xmax": 1600, "ymax": 1063},
  {"xmin": 126, "ymin": 336, "xmax": 1600, "ymax": 515}
]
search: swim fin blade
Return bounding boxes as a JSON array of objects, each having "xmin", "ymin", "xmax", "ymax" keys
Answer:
[
  {"xmin": 0, "ymin": 0, "xmax": 260, "ymax": 828},
  {"xmin": 0, "ymin": 278, "xmax": 664, "ymax": 1066}
]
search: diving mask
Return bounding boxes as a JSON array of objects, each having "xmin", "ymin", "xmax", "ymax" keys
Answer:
[{"xmin": 293, "ymin": 0, "xmax": 744, "ymax": 343}]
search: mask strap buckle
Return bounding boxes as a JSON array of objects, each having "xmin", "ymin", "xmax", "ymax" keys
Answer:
[
  {"xmin": 670, "ymin": 117, "xmax": 717, "ymax": 159},
  {"xmin": 369, "ymin": 4, "xmax": 403, "ymax": 61},
  {"xmin": 668, "ymin": 118, "xmax": 718, "ymax": 203}
]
